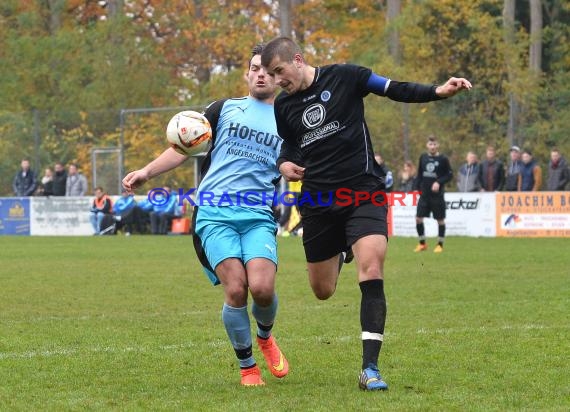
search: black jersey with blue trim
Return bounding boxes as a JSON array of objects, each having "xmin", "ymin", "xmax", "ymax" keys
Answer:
[{"xmin": 274, "ymin": 64, "xmax": 383, "ymax": 193}]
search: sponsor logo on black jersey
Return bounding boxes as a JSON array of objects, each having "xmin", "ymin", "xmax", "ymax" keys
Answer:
[
  {"xmin": 426, "ymin": 162, "xmax": 438, "ymax": 171},
  {"xmin": 321, "ymin": 90, "xmax": 331, "ymax": 102},
  {"xmin": 302, "ymin": 103, "xmax": 326, "ymax": 129}
]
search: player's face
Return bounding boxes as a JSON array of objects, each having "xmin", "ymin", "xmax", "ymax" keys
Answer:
[
  {"xmin": 247, "ymin": 54, "xmax": 276, "ymax": 101},
  {"xmin": 264, "ymin": 54, "xmax": 304, "ymax": 94},
  {"xmin": 426, "ymin": 141, "xmax": 438, "ymax": 155}
]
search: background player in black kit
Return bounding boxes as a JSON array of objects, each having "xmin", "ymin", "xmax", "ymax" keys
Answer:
[
  {"xmin": 413, "ymin": 136, "xmax": 453, "ymax": 253},
  {"xmin": 261, "ymin": 37, "xmax": 471, "ymax": 391}
]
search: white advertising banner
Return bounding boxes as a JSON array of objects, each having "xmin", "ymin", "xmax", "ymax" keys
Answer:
[
  {"xmin": 30, "ymin": 197, "xmax": 93, "ymax": 236},
  {"xmin": 391, "ymin": 192, "xmax": 496, "ymax": 237}
]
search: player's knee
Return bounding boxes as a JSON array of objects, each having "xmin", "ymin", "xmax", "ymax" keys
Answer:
[
  {"xmin": 249, "ymin": 285, "xmax": 274, "ymax": 306},
  {"xmin": 224, "ymin": 283, "xmax": 248, "ymax": 306},
  {"xmin": 312, "ymin": 283, "xmax": 335, "ymax": 300},
  {"xmin": 359, "ymin": 270, "xmax": 383, "ymax": 282}
]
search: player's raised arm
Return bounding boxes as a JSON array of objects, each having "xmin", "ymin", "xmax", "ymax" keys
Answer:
[
  {"xmin": 366, "ymin": 73, "xmax": 472, "ymax": 103},
  {"xmin": 122, "ymin": 147, "xmax": 188, "ymax": 192}
]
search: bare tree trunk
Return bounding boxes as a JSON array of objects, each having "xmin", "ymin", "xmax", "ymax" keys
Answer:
[
  {"xmin": 279, "ymin": 0, "xmax": 292, "ymax": 38},
  {"xmin": 194, "ymin": 0, "xmax": 210, "ymax": 84},
  {"xmin": 503, "ymin": 0, "xmax": 518, "ymax": 147},
  {"xmin": 386, "ymin": 0, "xmax": 401, "ymax": 62},
  {"xmin": 107, "ymin": 0, "xmax": 124, "ymax": 20},
  {"xmin": 529, "ymin": 0, "xmax": 543, "ymax": 72},
  {"xmin": 386, "ymin": 0, "xmax": 408, "ymax": 161},
  {"xmin": 46, "ymin": 0, "xmax": 65, "ymax": 34}
]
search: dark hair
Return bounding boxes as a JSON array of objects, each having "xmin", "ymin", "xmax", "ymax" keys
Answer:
[
  {"xmin": 249, "ymin": 43, "xmax": 265, "ymax": 67},
  {"xmin": 260, "ymin": 37, "xmax": 302, "ymax": 67},
  {"xmin": 427, "ymin": 135, "xmax": 438, "ymax": 143},
  {"xmin": 252, "ymin": 43, "xmax": 264, "ymax": 57}
]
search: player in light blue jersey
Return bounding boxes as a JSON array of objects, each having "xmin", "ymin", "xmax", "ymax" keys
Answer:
[{"xmin": 122, "ymin": 44, "xmax": 288, "ymax": 387}]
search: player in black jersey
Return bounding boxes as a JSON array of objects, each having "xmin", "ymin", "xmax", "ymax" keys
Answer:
[
  {"xmin": 413, "ymin": 136, "xmax": 453, "ymax": 253},
  {"xmin": 261, "ymin": 37, "xmax": 471, "ymax": 391}
]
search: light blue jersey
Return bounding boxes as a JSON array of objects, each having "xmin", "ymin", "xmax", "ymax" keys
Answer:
[{"xmin": 197, "ymin": 96, "xmax": 282, "ymax": 210}]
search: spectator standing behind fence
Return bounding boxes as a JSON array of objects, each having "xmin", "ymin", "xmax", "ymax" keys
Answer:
[
  {"xmin": 12, "ymin": 159, "xmax": 37, "ymax": 197},
  {"xmin": 478, "ymin": 146, "xmax": 504, "ymax": 191},
  {"xmin": 38, "ymin": 167, "xmax": 54, "ymax": 196},
  {"xmin": 518, "ymin": 150, "xmax": 542, "ymax": 191},
  {"xmin": 90, "ymin": 186, "xmax": 113, "ymax": 235},
  {"xmin": 52, "ymin": 162, "xmax": 67, "ymax": 196},
  {"xmin": 456, "ymin": 151, "xmax": 481, "ymax": 192},
  {"xmin": 66, "ymin": 163, "xmax": 88, "ymax": 196},
  {"xmin": 397, "ymin": 160, "xmax": 417, "ymax": 192},
  {"xmin": 505, "ymin": 146, "xmax": 522, "ymax": 191},
  {"xmin": 546, "ymin": 148, "xmax": 569, "ymax": 191}
]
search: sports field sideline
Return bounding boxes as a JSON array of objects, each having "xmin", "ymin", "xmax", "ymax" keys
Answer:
[{"xmin": 0, "ymin": 236, "xmax": 568, "ymax": 410}]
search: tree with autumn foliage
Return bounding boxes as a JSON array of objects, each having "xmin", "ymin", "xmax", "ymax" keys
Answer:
[{"xmin": 0, "ymin": 0, "xmax": 568, "ymax": 195}]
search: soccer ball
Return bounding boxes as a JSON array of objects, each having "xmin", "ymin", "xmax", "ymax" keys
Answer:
[{"xmin": 166, "ymin": 110, "xmax": 212, "ymax": 156}]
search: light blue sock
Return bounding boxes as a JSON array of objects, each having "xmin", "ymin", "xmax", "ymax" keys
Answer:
[
  {"xmin": 222, "ymin": 303, "xmax": 255, "ymax": 368},
  {"xmin": 251, "ymin": 294, "xmax": 278, "ymax": 339}
]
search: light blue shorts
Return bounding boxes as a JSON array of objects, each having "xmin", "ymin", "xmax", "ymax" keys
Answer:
[{"xmin": 195, "ymin": 206, "xmax": 278, "ymax": 280}]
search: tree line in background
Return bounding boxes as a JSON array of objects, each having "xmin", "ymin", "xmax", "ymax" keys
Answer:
[{"xmin": 0, "ymin": 0, "xmax": 568, "ymax": 195}]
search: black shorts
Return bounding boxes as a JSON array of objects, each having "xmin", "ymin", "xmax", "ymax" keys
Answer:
[
  {"xmin": 299, "ymin": 194, "xmax": 388, "ymax": 263},
  {"xmin": 416, "ymin": 195, "xmax": 446, "ymax": 220}
]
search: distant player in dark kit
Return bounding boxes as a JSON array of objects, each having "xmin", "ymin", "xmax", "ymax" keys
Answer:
[
  {"xmin": 261, "ymin": 36, "xmax": 471, "ymax": 391},
  {"xmin": 413, "ymin": 136, "xmax": 453, "ymax": 253}
]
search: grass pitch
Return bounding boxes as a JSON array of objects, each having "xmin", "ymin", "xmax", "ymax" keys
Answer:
[{"xmin": 0, "ymin": 236, "xmax": 568, "ymax": 411}]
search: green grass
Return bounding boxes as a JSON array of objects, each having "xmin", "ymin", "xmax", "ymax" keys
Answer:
[{"xmin": 0, "ymin": 236, "xmax": 568, "ymax": 411}]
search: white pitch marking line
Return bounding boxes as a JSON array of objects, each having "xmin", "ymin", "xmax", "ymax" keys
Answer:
[{"xmin": 0, "ymin": 324, "xmax": 563, "ymax": 360}]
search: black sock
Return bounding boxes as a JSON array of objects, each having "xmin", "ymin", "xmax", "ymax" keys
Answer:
[
  {"xmin": 416, "ymin": 223, "xmax": 425, "ymax": 244},
  {"xmin": 438, "ymin": 224, "xmax": 445, "ymax": 246},
  {"xmin": 359, "ymin": 279, "xmax": 386, "ymax": 370}
]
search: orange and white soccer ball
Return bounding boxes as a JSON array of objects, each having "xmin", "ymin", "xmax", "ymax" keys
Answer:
[{"xmin": 166, "ymin": 110, "xmax": 212, "ymax": 156}]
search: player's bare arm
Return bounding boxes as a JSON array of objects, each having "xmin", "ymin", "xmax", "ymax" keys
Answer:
[
  {"xmin": 122, "ymin": 147, "xmax": 188, "ymax": 192},
  {"xmin": 436, "ymin": 77, "xmax": 472, "ymax": 97},
  {"xmin": 279, "ymin": 161, "xmax": 305, "ymax": 182}
]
